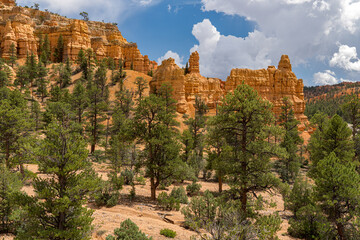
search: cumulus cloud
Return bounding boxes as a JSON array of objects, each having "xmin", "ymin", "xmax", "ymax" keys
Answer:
[
  {"xmin": 329, "ymin": 45, "xmax": 360, "ymax": 71},
  {"xmin": 313, "ymin": 70, "xmax": 338, "ymax": 85},
  {"xmin": 17, "ymin": 0, "xmax": 158, "ymax": 22},
  {"xmin": 191, "ymin": 19, "xmax": 273, "ymax": 79},
  {"xmin": 198, "ymin": 0, "xmax": 360, "ymax": 82},
  {"xmin": 157, "ymin": 50, "xmax": 184, "ymax": 67}
]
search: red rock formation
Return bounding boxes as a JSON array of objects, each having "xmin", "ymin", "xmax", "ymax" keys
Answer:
[
  {"xmin": 150, "ymin": 53, "xmax": 224, "ymax": 116},
  {"xmin": 189, "ymin": 51, "xmax": 199, "ymax": 74},
  {"xmin": 151, "ymin": 53, "xmax": 308, "ymax": 128},
  {"xmin": 0, "ymin": 1, "xmax": 157, "ymax": 74},
  {"xmin": 225, "ymin": 55, "xmax": 308, "ymax": 127}
]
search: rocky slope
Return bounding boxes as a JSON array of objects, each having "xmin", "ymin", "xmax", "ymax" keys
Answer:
[
  {"xmin": 0, "ymin": 0, "xmax": 157, "ymax": 73},
  {"xmin": 304, "ymin": 82, "xmax": 360, "ymax": 119},
  {"xmin": 151, "ymin": 53, "xmax": 308, "ymax": 128}
]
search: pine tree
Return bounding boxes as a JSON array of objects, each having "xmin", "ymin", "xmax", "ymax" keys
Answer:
[
  {"xmin": 134, "ymin": 77, "xmax": 147, "ymax": 101},
  {"xmin": 183, "ymin": 96, "xmax": 208, "ymax": 177},
  {"xmin": 0, "ymin": 70, "xmax": 8, "ymax": 88},
  {"xmin": 71, "ymin": 81, "xmax": 88, "ymax": 125},
  {"xmin": 308, "ymin": 114, "xmax": 354, "ymax": 171},
  {"xmin": 30, "ymin": 100, "xmax": 41, "ymax": 131},
  {"xmin": 25, "ymin": 53, "xmax": 38, "ymax": 88},
  {"xmin": 313, "ymin": 152, "xmax": 360, "ymax": 239},
  {"xmin": 277, "ymin": 97, "xmax": 303, "ymax": 183},
  {"xmin": 0, "ymin": 164, "xmax": 23, "ymax": 234},
  {"xmin": 210, "ymin": 83, "xmax": 281, "ymax": 215},
  {"xmin": 9, "ymin": 42, "xmax": 17, "ymax": 68},
  {"xmin": 86, "ymin": 83, "xmax": 108, "ymax": 153},
  {"xmin": 40, "ymin": 34, "xmax": 50, "ymax": 66},
  {"xmin": 342, "ymin": 94, "xmax": 360, "ymax": 161},
  {"xmin": 206, "ymin": 122, "xmax": 231, "ymax": 192},
  {"xmin": 134, "ymin": 89, "xmax": 181, "ymax": 200},
  {"xmin": 184, "ymin": 62, "xmax": 189, "ymax": 75},
  {"xmin": 35, "ymin": 61, "xmax": 48, "ymax": 102},
  {"xmin": 0, "ymin": 89, "xmax": 30, "ymax": 168},
  {"xmin": 14, "ymin": 65, "xmax": 30, "ymax": 90},
  {"xmin": 19, "ymin": 122, "xmax": 97, "ymax": 239},
  {"xmin": 54, "ymin": 34, "xmax": 64, "ymax": 63}
]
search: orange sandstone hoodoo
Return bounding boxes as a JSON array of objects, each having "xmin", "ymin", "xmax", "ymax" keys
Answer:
[
  {"xmin": 150, "ymin": 53, "xmax": 308, "ymax": 130},
  {"xmin": 0, "ymin": 0, "xmax": 157, "ymax": 73}
]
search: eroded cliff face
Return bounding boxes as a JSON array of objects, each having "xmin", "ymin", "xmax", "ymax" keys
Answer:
[
  {"xmin": 225, "ymin": 55, "xmax": 307, "ymax": 128},
  {"xmin": 151, "ymin": 53, "xmax": 308, "ymax": 128},
  {"xmin": 0, "ymin": 0, "xmax": 157, "ymax": 73},
  {"xmin": 150, "ymin": 52, "xmax": 224, "ymax": 116}
]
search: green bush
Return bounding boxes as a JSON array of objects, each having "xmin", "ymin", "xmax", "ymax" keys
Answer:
[
  {"xmin": 121, "ymin": 169, "xmax": 134, "ymax": 185},
  {"xmin": 135, "ymin": 175, "xmax": 146, "ymax": 185},
  {"xmin": 181, "ymin": 190, "xmax": 217, "ymax": 229},
  {"xmin": 106, "ymin": 219, "xmax": 152, "ymax": 240},
  {"xmin": 170, "ymin": 186, "xmax": 188, "ymax": 204},
  {"xmin": 255, "ymin": 213, "xmax": 282, "ymax": 239},
  {"xmin": 186, "ymin": 181, "xmax": 202, "ymax": 196},
  {"xmin": 157, "ymin": 192, "xmax": 180, "ymax": 211},
  {"xmin": 90, "ymin": 150, "xmax": 106, "ymax": 163},
  {"xmin": 129, "ymin": 184, "xmax": 136, "ymax": 201},
  {"xmin": 92, "ymin": 180, "xmax": 119, "ymax": 207},
  {"xmin": 160, "ymin": 228, "xmax": 176, "ymax": 238}
]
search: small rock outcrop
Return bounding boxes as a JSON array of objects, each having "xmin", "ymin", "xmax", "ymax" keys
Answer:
[
  {"xmin": 151, "ymin": 53, "xmax": 308, "ymax": 127},
  {"xmin": 0, "ymin": 1, "xmax": 157, "ymax": 73}
]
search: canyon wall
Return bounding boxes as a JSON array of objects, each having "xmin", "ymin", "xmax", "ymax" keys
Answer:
[
  {"xmin": 151, "ymin": 53, "xmax": 308, "ymax": 127},
  {"xmin": 0, "ymin": 0, "xmax": 157, "ymax": 73}
]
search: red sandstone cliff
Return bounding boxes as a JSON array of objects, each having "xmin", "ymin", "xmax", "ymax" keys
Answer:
[
  {"xmin": 151, "ymin": 52, "xmax": 308, "ymax": 127},
  {"xmin": 0, "ymin": 0, "xmax": 157, "ymax": 73}
]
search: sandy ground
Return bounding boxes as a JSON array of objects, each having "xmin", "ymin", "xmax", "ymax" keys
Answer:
[{"xmin": 0, "ymin": 163, "xmax": 301, "ymax": 240}]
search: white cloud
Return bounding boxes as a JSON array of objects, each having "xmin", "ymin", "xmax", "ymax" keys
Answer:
[
  {"xmin": 312, "ymin": 0, "xmax": 330, "ymax": 11},
  {"xmin": 17, "ymin": 0, "xmax": 159, "ymax": 22},
  {"xmin": 313, "ymin": 70, "xmax": 338, "ymax": 85},
  {"xmin": 339, "ymin": 0, "xmax": 360, "ymax": 34},
  {"xmin": 157, "ymin": 50, "xmax": 184, "ymax": 67},
  {"xmin": 284, "ymin": 0, "xmax": 311, "ymax": 4},
  {"xmin": 190, "ymin": 19, "xmax": 273, "ymax": 79},
  {"xmin": 198, "ymin": 0, "xmax": 360, "ymax": 82},
  {"xmin": 330, "ymin": 45, "xmax": 360, "ymax": 71}
]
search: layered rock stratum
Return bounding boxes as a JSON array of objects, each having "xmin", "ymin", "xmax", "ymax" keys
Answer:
[
  {"xmin": 0, "ymin": 0, "xmax": 157, "ymax": 73},
  {"xmin": 151, "ymin": 53, "xmax": 308, "ymax": 128}
]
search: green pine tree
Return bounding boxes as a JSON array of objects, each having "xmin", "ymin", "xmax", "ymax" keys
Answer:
[
  {"xmin": 134, "ymin": 77, "xmax": 147, "ymax": 101},
  {"xmin": 313, "ymin": 152, "xmax": 360, "ymax": 239},
  {"xmin": 0, "ymin": 88, "xmax": 30, "ymax": 168},
  {"xmin": 210, "ymin": 83, "xmax": 282, "ymax": 215},
  {"xmin": 9, "ymin": 42, "xmax": 17, "ymax": 68},
  {"xmin": 276, "ymin": 97, "xmax": 303, "ymax": 183},
  {"xmin": 71, "ymin": 81, "xmax": 88, "ymax": 125},
  {"xmin": 134, "ymin": 87, "xmax": 181, "ymax": 200},
  {"xmin": 0, "ymin": 164, "xmax": 23, "ymax": 234},
  {"xmin": 18, "ymin": 122, "xmax": 98, "ymax": 240},
  {"xmin": 183, "ymin": 96, "xmax": 208, "ymax": 177},
  {"xmin": 54, "ymin": 34, "xmax": 64, "ymax": 63}
]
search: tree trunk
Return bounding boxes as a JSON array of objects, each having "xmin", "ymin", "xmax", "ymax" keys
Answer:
[
  {"xmin": 218, "ymin": 175, "xmax": 223, "ymax": 193},
  {"xmin": 150, "ymin": 177, "xmax": 156, "ymax": 201},
  {"xmin": 19, "ymin": 164, "xmax": 25, "ymax": 179},
  {"xmin": 336, "ymin": 222, "xmax": 346, "ymax": 240},
  {"xmin": 5, "ymin": 140, "xmax": 10, "ymax": 168}
]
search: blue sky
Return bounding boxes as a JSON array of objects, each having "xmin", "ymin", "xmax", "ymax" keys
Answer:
[{"xmin": 17, "ymin": 0, "xmax": 360, "ymax": 86}]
